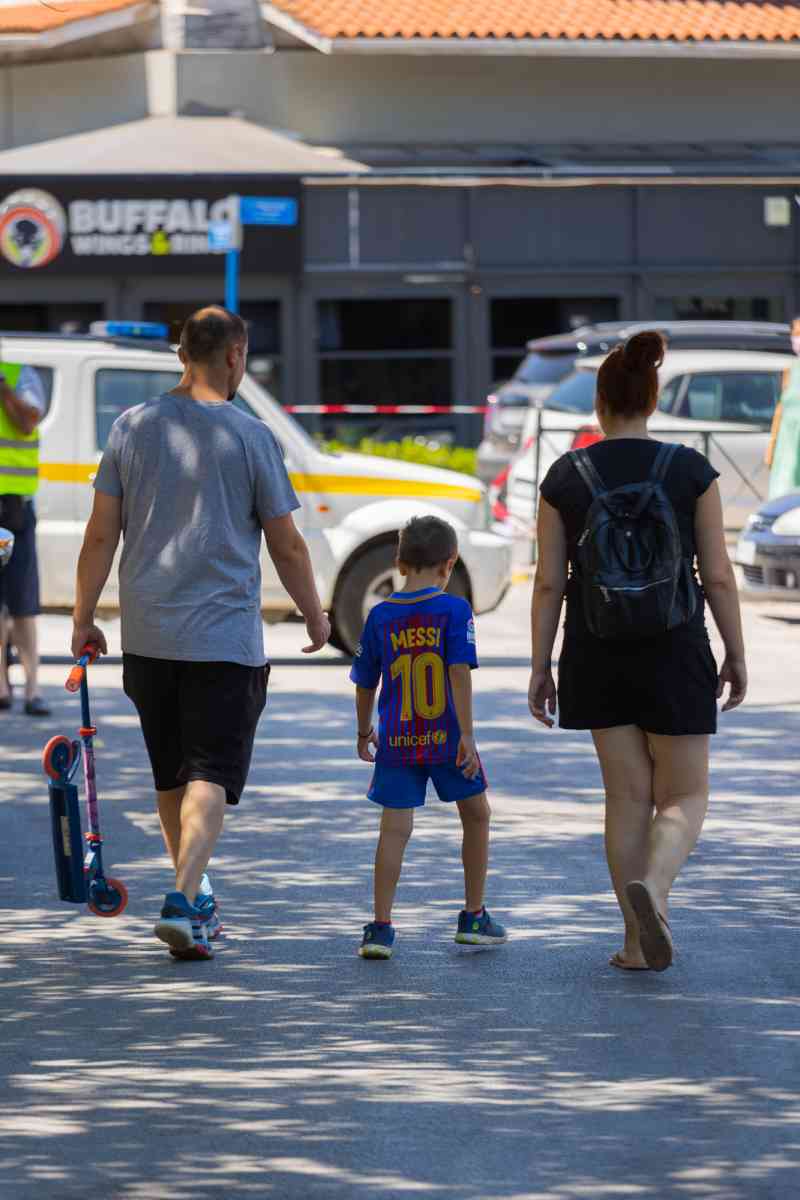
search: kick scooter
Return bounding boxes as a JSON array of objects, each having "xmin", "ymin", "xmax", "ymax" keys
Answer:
[{"xmin": 43, "ymin": 645, "xmax": 128, "ymax": 917}]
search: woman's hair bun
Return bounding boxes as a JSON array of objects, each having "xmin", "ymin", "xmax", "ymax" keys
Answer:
[{"xmin": 622, "ymin": 330, "xmax": 665, "ymax": 373}]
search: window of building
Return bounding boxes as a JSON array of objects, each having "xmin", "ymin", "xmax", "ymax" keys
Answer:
[
  {"xmin": 489, "ymin": 297, "xmax": 620, "ymax": 386},
  {"xmin": 143, "ymin": 300, "xmax": 283, "ymax": 401},
  {"xmin": 317, "ymin": 298, "xmax": 453, "ymax": 417},
  {"xmin": 95, "ymin": 369, "xmax": 181, "ymax": 450},
  {"xmin": 655, "ymin": 297, "xmax": 785, "ymax": 322},
  {"xmin": 0, "ymin": 303, "xmax": 103, "ymax": 333}
]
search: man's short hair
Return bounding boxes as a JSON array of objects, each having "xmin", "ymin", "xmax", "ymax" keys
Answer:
[
  {"xmin": 397, "ymin": 516, "xmax": 458, "ymax": 569},
  {"xmin": 180, "ymin": 306, "xmax": 247, "ymax": 364}
]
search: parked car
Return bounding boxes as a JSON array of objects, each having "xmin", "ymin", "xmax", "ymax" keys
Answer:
[
  {"xmin": 477, "ymin": 320, "xmax": 793, "ymax": 484},
  {"xmin": 7, "ymin": 325, "xmax": 512, "ymax": 656},
  {"xmin": 503, "ymin": 348, "xmax": 794, "ymax": 537},
  {"xmin": 735, "ymin": 493, "xmax": 800, "ymax": 600}
]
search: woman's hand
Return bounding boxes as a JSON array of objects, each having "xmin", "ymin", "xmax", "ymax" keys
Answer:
[
  {"xmin": 528, "ymin": 669, "xmax": 557, "ymax": 728},
  {"xmin": 717, "ymin": 656, "xmax": 747, "ymax": 712}
]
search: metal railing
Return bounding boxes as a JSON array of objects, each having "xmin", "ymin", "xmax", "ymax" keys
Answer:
[{"xmin": 523, "ymin": 412, "xmax": 770, "ymax": 537}]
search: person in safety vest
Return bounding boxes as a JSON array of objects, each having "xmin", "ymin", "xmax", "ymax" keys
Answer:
[
  {"xmin": 766, "ymin": 315, "xmax": 800, "ymax": 499},
  {"xmin": 0, "ymin": 363, "xmax": 50, "ymax": 716}
]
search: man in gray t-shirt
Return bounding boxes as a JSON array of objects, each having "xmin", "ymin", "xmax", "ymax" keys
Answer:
[{"xmin": 72, "ymin": 306, "xmax": 329, "ymax": 961}]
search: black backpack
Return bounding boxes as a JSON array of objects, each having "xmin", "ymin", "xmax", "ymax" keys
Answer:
[{"xmin": 570, "ymin": 442, "xmax": 696, "ymax": 640}]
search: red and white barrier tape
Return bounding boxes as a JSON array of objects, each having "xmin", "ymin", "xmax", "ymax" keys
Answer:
[{"xmin": 284, "ymin": 404, "xmax": 489, "ymax": 415}]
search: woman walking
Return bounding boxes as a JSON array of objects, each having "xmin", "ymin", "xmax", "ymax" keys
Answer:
[{"xmin": 529, "ymin": 331, "xmax": 747, "ymax": 971}]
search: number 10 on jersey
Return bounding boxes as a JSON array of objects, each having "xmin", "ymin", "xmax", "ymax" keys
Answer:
[{"xmin": 390, "ymin": 652, "xmax": 446, "ymax": 721}]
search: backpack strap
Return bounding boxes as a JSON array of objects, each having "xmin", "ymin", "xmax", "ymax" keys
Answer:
[
  {"xmin": 650, "ymin": 442, "xmax": 679, "ymax": 485},
  {"xmin": 569, "ymin": 448, "xmax": 606, "ymax": 499}
]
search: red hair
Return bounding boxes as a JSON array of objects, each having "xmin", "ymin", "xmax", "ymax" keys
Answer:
[{"xmin": 597, "ymin": 330, "xmax": 666, "ymax": 419}]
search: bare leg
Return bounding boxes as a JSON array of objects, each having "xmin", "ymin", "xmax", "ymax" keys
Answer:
[
  {"xmin": 644, "ymin": 733, "xmax": 710, "ymax": 922},
  {"xmin": 457, "ymin": 792, "xmax": 490, "ymax": 912},
  {"xmin": 11, "ymin": 615, "xmax": 39, "ymax": 701},
  {"xmin": 374, "ymin": 807, "xmax": 414, "ymax": 923},
  {"xmin": 157, "ymin": 786, "xmax": 186, "ymax": 870},
  {"xmin": 174, "ymin": 780, "xmax": 226, "ymax": 903},
  {"xmin": 593, "ymin": 725, "xmax": 655, "ymax": 968}
]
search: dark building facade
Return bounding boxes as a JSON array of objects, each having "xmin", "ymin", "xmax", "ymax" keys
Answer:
[{"xmin": 1, "ymin": 168, "xmax": 799, "ymax": 447}]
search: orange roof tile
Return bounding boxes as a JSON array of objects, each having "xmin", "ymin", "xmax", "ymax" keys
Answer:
[
  {"xmin": 0, "ymin": 0, "xmax": 143, "ymax": 36},
  {"xmin": 269, "ymin": 0, "xmax": 800, "ymax": 43}
]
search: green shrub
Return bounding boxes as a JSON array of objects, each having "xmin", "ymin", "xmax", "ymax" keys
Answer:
[{"xmin": 321, "ymin": 437, "xmax": 477, "ymax": 476}]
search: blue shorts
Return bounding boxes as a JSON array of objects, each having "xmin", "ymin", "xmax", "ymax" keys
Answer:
[
  {"xmin": 0, "ymin": 500, "xmax": 39, "ymax": 617},
  {"xmin": 368, "ymin": 760, "xmax": 488, "ymax": 809}
]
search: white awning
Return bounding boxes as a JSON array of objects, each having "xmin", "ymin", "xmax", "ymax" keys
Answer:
[{"xmin": 0, "ymin": 115, "xmax": 370, "ymax": 175}]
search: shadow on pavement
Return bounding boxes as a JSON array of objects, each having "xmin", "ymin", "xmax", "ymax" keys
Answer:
[{"xmin": 0, "ymin": 677, "xmax": 799, "ymax": 1199}]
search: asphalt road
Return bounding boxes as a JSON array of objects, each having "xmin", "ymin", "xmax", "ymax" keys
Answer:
[{"xmin": 2, "ymin": 584, "xmax": 799, "ymax": 1200}]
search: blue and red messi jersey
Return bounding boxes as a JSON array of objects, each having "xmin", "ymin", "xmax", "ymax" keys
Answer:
[{"xmin": 349, "ymin": 587, "xmax": 478, "ymax": 766}]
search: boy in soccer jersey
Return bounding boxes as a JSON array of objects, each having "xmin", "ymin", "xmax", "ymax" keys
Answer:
[{"xmin": 350, "ymin": 515, "xmax": 507, "ymax": 959}]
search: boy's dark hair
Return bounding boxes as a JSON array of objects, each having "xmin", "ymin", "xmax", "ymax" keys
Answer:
[
  {"xmin": 397, "ymin": 516, "xmax": 458, "ymax": 569},
  {"xmin": 180, "ymin": 305, "xmax": 247, "ymax": 364}
]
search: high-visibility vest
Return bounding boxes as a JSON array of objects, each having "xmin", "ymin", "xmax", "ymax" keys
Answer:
[{"xmin": 0, "ymin": 362, "xmax": 39, "ymax": 496}]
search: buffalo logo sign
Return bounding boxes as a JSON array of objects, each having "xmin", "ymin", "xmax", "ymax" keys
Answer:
[{"xmin": 0, "ymin": 189, "xmax": 67, "ymax": 269}]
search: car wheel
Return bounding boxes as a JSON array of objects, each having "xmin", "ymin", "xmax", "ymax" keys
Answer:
[
  {"xmin": 331, "ymin": 544, "xmax": 470, "ymax": 655},
  {"xmin": 331, "ymin": 544, "xmax": 399, "ymax": 655}
]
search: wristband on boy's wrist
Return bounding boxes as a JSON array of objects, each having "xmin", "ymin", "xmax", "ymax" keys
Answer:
[{"xmin": 357, "ymin": 727, "xmax": 374, "ymax": 739}]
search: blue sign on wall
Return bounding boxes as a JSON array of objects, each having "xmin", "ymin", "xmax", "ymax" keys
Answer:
[
  {"xmin": 240, "ymin": 197, "xmax": 299, "ymax": 227},
  {"xmin": 208, "ymin": 219, "xmax": 237, "ymax": 252}
]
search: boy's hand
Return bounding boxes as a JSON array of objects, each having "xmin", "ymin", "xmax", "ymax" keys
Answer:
[
  {"xmin": 357, "ymin": 729, "xmax": 378, "ymax": 763},
  {"xmin": 456, "ymin": 735, "xmax": 480, "ymax": 780},
  {"xmin": 529, "ymin": 669, "xmax": 557, "ymax": 728}
]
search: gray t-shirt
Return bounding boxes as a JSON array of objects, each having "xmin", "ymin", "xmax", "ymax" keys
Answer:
[{"xmin": 94, "ymin": 392, "xmax": 299, "ymax": 666}]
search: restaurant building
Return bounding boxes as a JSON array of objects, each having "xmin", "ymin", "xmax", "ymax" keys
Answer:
[{"xmin": 0, "ymin": 0, "xmax": 799, "ymax": 443}]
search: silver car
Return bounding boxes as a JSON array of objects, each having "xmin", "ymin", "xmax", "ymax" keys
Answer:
[{"xmin": 504, "ymin": 349, "xmax": 793, "ymax": 537}]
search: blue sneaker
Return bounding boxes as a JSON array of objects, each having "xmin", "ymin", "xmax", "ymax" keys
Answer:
[
  {"xmin": 154, "ymin": 892, "xmax": 214, "ymax": 960},
  {"xmin": 455, "ymin": 908, "xmax": 508, "ymax": 947},
  {"xmin": 359, "ymin": 922, "xmax": 395, "ymax": 959},
  {"xmin": 194, "ymin": 874, "xmax": 223, "ymax": 941}
]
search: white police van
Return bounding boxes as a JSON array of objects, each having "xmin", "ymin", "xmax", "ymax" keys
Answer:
[{"xmin": 12, "ymin": 323, "xmax": 512, "ymax": 653}]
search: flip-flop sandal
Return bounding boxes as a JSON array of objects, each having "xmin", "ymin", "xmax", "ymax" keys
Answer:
[
  {"xmin": 625, "ymin": 881, "xmax": 673, "ymax": 972},
  {"xmin": 609, "ymin": 952, "xmax": 651, "ymax": 971}
]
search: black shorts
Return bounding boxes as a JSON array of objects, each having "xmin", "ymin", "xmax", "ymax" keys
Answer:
[
  {"xmin": 557, "ymin": 626, "xmax": 718, "ymax": 737},
  {"xmin": 122, "ymin": 654, "xmax": 269, "ymax": 805},
  {"xmin": 0, "ymin": 500, "xmax": 40, "ymax": 617}
]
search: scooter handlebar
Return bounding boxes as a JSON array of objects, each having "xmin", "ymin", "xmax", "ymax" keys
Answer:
[{"xmin": 65, "ymin": 644, "xmax": 99, "ymax": 693}]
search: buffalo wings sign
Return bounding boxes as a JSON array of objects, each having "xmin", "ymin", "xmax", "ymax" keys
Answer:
[{"xmin": 0, "ymin": 178, "xmax": 301, "ymax": 274}]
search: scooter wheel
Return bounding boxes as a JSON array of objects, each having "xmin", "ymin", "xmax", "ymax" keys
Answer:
[
  {"xmin": 88, "ymin": 876, "xmax": 129, "ymax": 918},
  {"xmin": 42, "ymin": 735, "xmax": 75, "ymax": 782}
]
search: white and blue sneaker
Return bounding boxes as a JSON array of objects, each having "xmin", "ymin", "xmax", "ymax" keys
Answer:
[
  {"xmin": 359, "ymin": 922, "xmax": 395, "ymax": 959},
  {"xmin": 455, "ymin": 908, "xmax": 508, "ymax": 947},
  {"xmin": 194, "ymin": 873, "xmax": 223, "ymax": 941},
  {"xmin": 154, "ymin": 891, "xmax": 214, "ymax": 961}
]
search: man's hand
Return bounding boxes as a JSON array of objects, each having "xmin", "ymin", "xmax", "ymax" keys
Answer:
[
  {"xmin": 357, "ymin": 729, "xmax": 378, "ymax": 763},
  {"xmin": 71, "ymin": 622, "xmax": 107, "ymax": 661},
  {"xmin": 529, "ymin": 669, "xmax": 557, "ymax": 728},
  {"xmin": 456, "ymin": 734, "xmax": 480, "ymax": 780},
  {"xmin": 302, "ymin": 611, "xmax": 331, "ymax": 654}
]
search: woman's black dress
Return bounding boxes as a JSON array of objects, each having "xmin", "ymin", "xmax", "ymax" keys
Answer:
[{"xmin": 540, "ymin": 439, "xmax": 720, "ymax": 736}]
